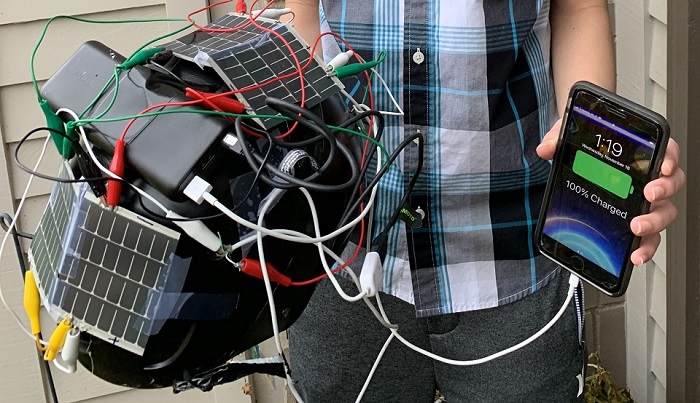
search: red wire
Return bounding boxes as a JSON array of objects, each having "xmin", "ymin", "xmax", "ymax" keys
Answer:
[
  {"xmin": 289, "ymin": 215, "xmax": 365, "ymax": 286},
  {"xmin": 187, "ymin": 0, "xmax": 274, "ymax": 33},
  {"xmin": 115, "ymin": 4, "xmax": 380, "ymax": 268},
  {"xmin": 235, "ymin": 0, "xmax": 247, "ymax": 14},
  {"xmin": 287, "ymin": 33, "xmax": 379, "ymax": 286}
]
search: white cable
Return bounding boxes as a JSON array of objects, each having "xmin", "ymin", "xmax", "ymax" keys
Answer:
[
  {"xmin": 224, "ymin": 228, "xmax": 396, "ymax": 329},
  {"xmin": 253, "ymin": 188, "xmax": 305, "ymax": 403},
  {"xmin": 204, "ymin": 184, "xmax": 377, "ymax": 246},
  {"xmin": 0, "ymin": 133, "xmax": 53, "ymax": 341},
  {"xmin": 370, "ymin": 68, "xmax": 404, "ymax": 116},
  {"xmin": 250, "ymin": 188, "xmax": 368, "ymax": 303},
  {"xmin": 339, "ymin": 72, "xmax": 403, "ymax": 117},
  {"xmin": 60, "ymin": 108, "xmax": 223, "ymax": 252},
  {"xmin": 57, "ymin": 108, "xmax": 170, "ymax": 214},
  {"xmin": 201, "ymin": 128, "xmax": 384, "ymax": 247},
  {"xmin": 251, "ymin": 185, "xmax": 404, "ymax": 403},
  {"xmin": 373, "ymin": 273, "xmax": 580, "ymax": 366},
  {"xmin": 355, "ymin": 332, "xmax": 395, "ymax": 403}
]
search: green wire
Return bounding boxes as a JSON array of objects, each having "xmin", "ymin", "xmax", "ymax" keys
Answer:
[
  {"xmin": 78, "ymin": 67, "xmax": 120, "ymax": 119},
  {"xmin": 361, "ymin": 50, "xmax": 386, "ymax": 106},
  {"xmin": 32, "ymin": 16, "xmax": 391, "ymax": 168},
  {"xmin": 78, "ymin": 22, "xmax": 196, "ymax": 119},
  {"xmin": 75, "ymin": 108, "xmax": 390, "ymax": 165},
  {"xmin": 30, "ymin": 15, "xmax": 190, "ymax": 102}
]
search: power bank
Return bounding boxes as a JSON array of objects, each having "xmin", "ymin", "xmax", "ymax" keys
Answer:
[{"xmin": 41, "ymin": 41, "xmax": 236, "ymax": 201}]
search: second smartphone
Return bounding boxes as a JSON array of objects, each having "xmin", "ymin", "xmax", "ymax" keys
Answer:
[{"xmin": 535, "ymin": 81, "xmax": 670, "ymax": 297}]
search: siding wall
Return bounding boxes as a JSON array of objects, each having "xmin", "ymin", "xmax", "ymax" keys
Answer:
[
  {"xmin": 615, "ymin": 0, "xmax": 668, "ymax": 401},
  {"xmin": 0, "ymin": 2, "xmax": 251, "ymax": 402},
  {"xmin": 0, "ymin": 1, "xmax": 670, "ymax": 402}
]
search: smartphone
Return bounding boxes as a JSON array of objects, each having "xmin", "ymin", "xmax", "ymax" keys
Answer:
[{"xmin": 535, "ymin": 81, "xmax": 670, "ymax": 297}]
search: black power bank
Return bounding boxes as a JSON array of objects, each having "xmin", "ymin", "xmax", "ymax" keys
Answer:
[{"xmin": 41, "ymin": 41, "xmax": 235, "ymax": 201}]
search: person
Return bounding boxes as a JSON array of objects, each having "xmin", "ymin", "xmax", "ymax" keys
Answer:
[{"xmin": 285, "ymin": 0, "xmax": 686, "ymax": 401}]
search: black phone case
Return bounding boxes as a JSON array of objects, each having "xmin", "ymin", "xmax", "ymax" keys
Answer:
[{"xmin": 535, "ymin": 81, "xmax": 670, "ymax": 297}]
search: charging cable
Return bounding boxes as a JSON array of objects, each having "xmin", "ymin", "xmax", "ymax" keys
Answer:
[
  {"xmin": 373, "ymin": 272, "xmax": 580, "ymax": 365},
  {"xmin": 349, "ymin": 265, "xmax": 580, "ymax": 401},
  {"xmin": 59, "ymin": 108, "xmax": 223, "ymax": 253},
  {"xmin": 0, "ymin": 133, "xmax": 53, "ymax": 342}
]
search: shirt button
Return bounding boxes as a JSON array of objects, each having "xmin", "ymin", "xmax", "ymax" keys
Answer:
[{"xmin": 412, "ymin": 48, "xmax": 425, "ymax": 65}]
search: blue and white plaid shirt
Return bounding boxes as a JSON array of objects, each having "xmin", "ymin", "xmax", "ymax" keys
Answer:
[{"xmin": 321, "ymin": 0, "xmax": 561, "ymax": 317}]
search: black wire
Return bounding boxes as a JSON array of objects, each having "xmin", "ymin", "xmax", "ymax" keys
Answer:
[
  {"xmin": 265, "ymin": 97, "xmax": 338, "ymax": 154},
  {"xmin": 0, "ymin": 213, "xmax": 34, "ymax": 239},
  {"xmin": 234, "ymin": 99, "xmax": 360, "ymax": 192},
  {"xmin": 333, "ymin": 132, "xmax": 424, "ymax": 253},
  {"xmin": 14, "ymin": 127, "xmax": 113, "ymax": 184},
  {"xmin": 265, "ymin": 97, "xmax": 361, "ymax": 190},
  {"xmin": 334, "ymin": 110, "xmax": 386, "ymax": 222},
  {"xmin": 231, "ymin": 132, "xmax": 274, "ymax": 212},
  {"xmin": 16, "ymin": 127, "xmax": 224, "ymax": 223},
  {"xmin": 372, "ymin": 133, "xmax": 424, "ymax": 253},
  {"xmin": 337, "ymin": 132, "xmax": 423, "ymax": 228}
]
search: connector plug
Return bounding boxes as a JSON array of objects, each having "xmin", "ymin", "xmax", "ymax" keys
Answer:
[
  {"xmin": 252, "ymin": 7, "xmax": 292, "ymax": 20},
  {"xmin": 60, "ymin": 328, "xmax": 80, "ymax": 373},
  {"xmin": 23, "ymin": 271, "xmax": 41, "ymax": 335},
  {"xmin": 568, "ymin": 272, "xmax": 580, "ymax": 288},
  {"xmin": 44, "ymin": 318, "xmax": 72, "ymax": 361},
  {"xmin": 239, "ymin": 258, "xmax": 292, "ymax": 287},
  {"xmin": 167, "ymin": 211, "xmax": 222, "ymax": 252},
  {"xmin": 360, "ymin": 251, "xmax": 383, "ymax": 297},
  {"xmin": 184, "ymin": 176, "xmax": 213, "ymax": 205},
  {"xmin": 222, "ymin": 134, "xmax": 244, "ymax": 155},
  {"xmin": 106, "ymin": 139, "xmax": 125, "ymax": 207},
  {"xmin": 326, "ymin": 50, "xmax": 354, "ymax": 71}
]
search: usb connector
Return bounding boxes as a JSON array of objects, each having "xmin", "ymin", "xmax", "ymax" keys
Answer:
[{"xmin": 184, "ymin": 175, "xmax": 213, "ymax": 205}]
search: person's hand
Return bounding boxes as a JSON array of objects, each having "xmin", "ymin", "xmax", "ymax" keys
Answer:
[{"xmin": 536, "ymin": 118, "xmax": 686, "ymax": 266}]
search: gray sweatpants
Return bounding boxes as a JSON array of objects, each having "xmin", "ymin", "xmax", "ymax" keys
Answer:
[{"xmin": 288, "ymin": 271, "xmax": 585, "ymax": 402}]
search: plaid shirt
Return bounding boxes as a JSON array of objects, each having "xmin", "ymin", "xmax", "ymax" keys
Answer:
[{"xmin": 321, "ymin": 0, "xmax": 561, "ymax": 317}]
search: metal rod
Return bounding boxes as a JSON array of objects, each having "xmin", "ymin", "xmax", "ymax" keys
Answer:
[{"xmin": 1, "ymin": 213, "xmax": 59, "ymax": 403}]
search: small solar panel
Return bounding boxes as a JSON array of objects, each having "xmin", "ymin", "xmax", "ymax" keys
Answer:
[
  {"xmin": 29, "ymin": 163, "xmax": 184, "ymax": 356},
  {"xmin": 162, "ymin": 13, "xmax": 343, "ymax": 129}
]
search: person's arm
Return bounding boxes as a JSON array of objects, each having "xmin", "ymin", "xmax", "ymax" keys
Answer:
[
  {"xmin": 537, "ymin": 0, "xmax": 686, "ymax": 266},
  {"xmin": 537, "ymin": 0, "xmax": 615, "ymax": 158},
  {"xmin": 550, "ymin": 0, "xmax": 616, "ymax": 114},
  {"xmin": 287, "ymin": 0, "xmax": 321, "ymax": 53}
]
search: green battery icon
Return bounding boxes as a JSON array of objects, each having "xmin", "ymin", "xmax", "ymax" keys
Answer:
[{"xmin": 572, "ymin": 151, "xmax": 633, "ymax": 199}]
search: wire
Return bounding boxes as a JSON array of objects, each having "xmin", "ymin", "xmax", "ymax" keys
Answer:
[
  {"xmin": 355, "ymin": 332, "xmax": 395, "ymax": 403},
  {"xmin": 58, "ymin": 109, "xmax": 170, "ymax": 215},
  {"xmin": 337, "ymin": 132, "xmax": 423, "ymax": 234},
  {"xmin": 13, "ymin": 127, "xmax": 112, "ymax": 185},
  {"xmin": 372, "ymin": 274, "xmax": 580, "ymax": 366},
  {"xmin": 233, "ymin": 104, "xmax": 360, "ymax": 193},
  {"xmin": 231, "ymin": 133, "xmax": 274, "ymax": 212},
  {"xmin": 0, "ymin": 132, "xmax": 53, "ymax": 341},
  {"xmin": 30, "ymin": 15, "xmax": 191, "ymax": 102}
]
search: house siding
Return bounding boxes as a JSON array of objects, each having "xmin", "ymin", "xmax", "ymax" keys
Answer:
[
  {"xmin": 617, "ymin": 0, "xmax": 668, "ymax": 401},
  {"xmin": 0, "ymin": 1, "xmax": 250, "ymax": 402}
]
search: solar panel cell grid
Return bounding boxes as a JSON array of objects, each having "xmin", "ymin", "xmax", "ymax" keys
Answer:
[
  {"xmin": 162, "ymin": 13, "xmax": 343, "ymax": 129},
  {"xmin": 28, "ymin": 164, "xmax": 183, "ymax": 356}
]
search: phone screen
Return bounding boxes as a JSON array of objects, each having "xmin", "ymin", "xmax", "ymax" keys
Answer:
[{"xmin": 539, "ymin": 88, "xmax": 662, "ymax": 293}]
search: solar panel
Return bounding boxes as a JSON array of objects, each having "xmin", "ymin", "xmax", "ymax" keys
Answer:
[
  {"xmin": 29, "ymin": 163, "xmax": 185, "ymax": 356},
  {"xmin": 162, "ymin": 13, "xmax": 343, "ymax": 129}
]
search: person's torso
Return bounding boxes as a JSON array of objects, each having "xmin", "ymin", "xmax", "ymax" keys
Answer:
[{"xmin": 322, "ymin": 0, "xmax": 561, "ymax": 317}]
